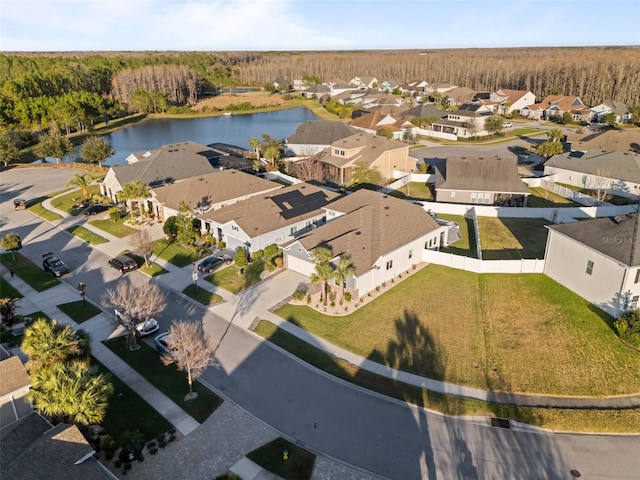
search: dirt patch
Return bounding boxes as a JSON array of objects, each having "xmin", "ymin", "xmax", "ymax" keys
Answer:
[{"xmin": 193, "ymin": 92, "xmax": 287, "ymax": 112}]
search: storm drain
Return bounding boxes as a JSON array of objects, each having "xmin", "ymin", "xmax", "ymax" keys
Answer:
[{"xmin": 490, "ymin": 417, "xmax": 511, "ymax": 429}]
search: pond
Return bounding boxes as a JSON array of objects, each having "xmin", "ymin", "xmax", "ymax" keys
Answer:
[{"xmin": 50, "ymin": 107, "xmax": 319, "ymax": 166}]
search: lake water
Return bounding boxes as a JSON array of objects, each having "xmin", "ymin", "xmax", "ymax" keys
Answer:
[{"xmin": 55, "ymin": 107, "xmax": 318, "ymax": 165}]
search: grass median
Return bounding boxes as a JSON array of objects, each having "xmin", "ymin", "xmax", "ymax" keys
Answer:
[
  {"xmin": 66, "ymin": 225, "xmax": 109, "ymax": 245},
  {"xmin": 57, "ymin": 300, "xmax": 102, "ymax": 324},
  {"xmin": 0, "ymin": 253, "xmax": 60, "ymax": 291}
]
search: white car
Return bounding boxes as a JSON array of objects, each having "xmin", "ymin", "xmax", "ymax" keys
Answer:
[
  {"xmin": 114, "ymin": 309, "xmax": 159, "ymax": 336},
  {"xmin": 502, "ymin": 122, "xmax": 513, "ymax": 128}
]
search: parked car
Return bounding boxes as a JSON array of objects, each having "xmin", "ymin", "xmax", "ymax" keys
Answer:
[
  {"xmin": 83, "ymin": 204, "xmax": 109, "ymax": 215},
  {"xmin": 42, "ymin": 252, "xmax": 70, "ymax": 277},
  {"xmin": 154, "ymin": 332, "xmax": 171, "ymax": 354},
  {"xmin": 502, "ymin": 122, "xmax": 513, "ymax": 128},
  {"xmin": 114, "ymin": 309, "xmax": 159, "ymax": 336},
  {"xmin": 197, "ymin": 254, "xmax": 232, "ymax": 273},
  {"xmin": 13, "ymin": 198, "xmax": 27, "ymax": 210},
  {"xmin": 108, "ymin": 255, "xmax": 138, "ymax": 273}
]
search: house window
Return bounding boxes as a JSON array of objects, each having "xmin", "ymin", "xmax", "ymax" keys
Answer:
[
  {"xmin": 635, "ymin": 270, "xmax": 640, "ymax": 284},
  {"xmin": 470, "ymin": 192, "xmax": 477, "ymax": 203},
  {"xmin": 290, "ymin": 226, "xmax": 298, "ymax": 235},
  {"xmin": 231, "ymin": 226, "xmax": 238, "ymax": 232},
  {"xmin": 408, "ymin": 249, "xmax": 413, "ymax": 259},
  {"xmin": 632, "ymin": 296, "xmax": 640, "ymax": 310},
  {"xmin": 386, "ymin": 260, "xmax": 393, "ymax": 270},
  {"xmin": 484, "ymin": 193, "xmax": 491, "ymax": 204},
  {"xmin": 586, "ymin": 260, "xmax": 594, "ymax": 275},
  {"xmin": 451, "ymin": 192, "xmax": 456, "ymax": 198}
]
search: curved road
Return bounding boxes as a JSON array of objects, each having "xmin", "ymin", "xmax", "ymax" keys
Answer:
[{"xmin": 2, "ymin": 167, "xmax": 640, "ymax": 479}]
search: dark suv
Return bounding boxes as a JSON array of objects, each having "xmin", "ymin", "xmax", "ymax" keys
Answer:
[
  {"xmin": 108, "ymin": 255, "xmax": 138, "ymax": 273},
  {"xmin": 42, "ymin": 252, "xmax": 70, "ymax": 277},
  {"xmin": 197, "ymin": 255, "xmax": 232, "ymax": 273}
]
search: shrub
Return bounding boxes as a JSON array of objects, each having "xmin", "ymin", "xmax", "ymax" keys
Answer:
[
  {"xmin": 163, "ymin": 216, "xmax": 178, "ymax": 240},
  {"xmin": 615, "ymin": 310, "xmax": 640, "ymax": 347},
  {"xmin": 252, "ymin": 249, "xmax": 264, "ymax": 261},
  {"xmin": 124, "ymin": 462, "xmax": 132, "ymax": 471},
  {"xmin": 137, "ymin": 454, "xmax": 145, "ymax": 462},
  {"xmin": 344, "ymin": 292, "xmax": 352, "ymax": 302},
  {"xmin": 263, "ymin": 244, "xmax": 278, "ymax": 258},
  {"xmin": 273, "ymin": 256, "xmax": 283, "ymax": 268},
  {"xmin": 146, "ymin": 441, "xmax": 156, "ymax": 449},
  {"xmin": 217, "ymin": 240, "xmax": 226, "ymax": 249},
  {"xmin": 292, "ymin": 289, "xmax": 306, "ymax": 301},
  {"xmin": 109, "ymin": 206, "xmax": 121, "ymax": 222},
  {"xmin": 114, "ymin": 460, "xmax": 122, "ymax": 468},
  {"xmin": 306, "ymin": 294, "xmax": 311, "ymax": 304},
  {"xmin": 234, "ymin": 248, "xmax": 248, "ymax": 267},
  {"xmin": 159, "ymin": 441, "xmax": 167, "ymax": 448},
  {"xmin": 418, "ymin": 162, "xmax": 428, "ymax": 173},
  {"xmin": 149, "ymin": 448, "xmax": 158, "ymax": 455},
  {"xmin": 329, "ymin": 291, "xmax": 337, "ymax": 303}
]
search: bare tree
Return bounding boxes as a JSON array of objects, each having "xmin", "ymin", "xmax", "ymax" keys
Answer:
[
  {"xmin": 130, "ymin": 228, "xmax": 155, "ymax": 268},
  {"xmin": 593, "ymin": 168, "xmax": 613, "ymax": 205},
  {"xmin": 161, "ymin": 320, "xmax": 216, "ymax": 400},
  {"xmin": 465, "ymin": 118, "xmax": 483, "ymax": 139},
  {"xmin": 291, "ymin": 157, "xmax": 325, "ymax": 182},
  {"xmin": 102, "ymin": 281, "xmax": 166, "ymax": 351}
]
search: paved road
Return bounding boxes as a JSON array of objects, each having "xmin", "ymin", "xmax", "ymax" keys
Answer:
[{"xmin": 3, "ymin": 167, "xmax": 640, "ymax": 480}]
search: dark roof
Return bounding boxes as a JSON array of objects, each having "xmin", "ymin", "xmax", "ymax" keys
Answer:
[
  {"xmin": 402, "ymin": 104, "xmax": 446, "ymax": 119},
  {"xmin": 546, "ymin": 150, "xmax": 640, "ymax": 183},
  {"xmin": 0, "ymin": 357, "xmax": 30, "ymax": 397},
  {"xmin": 287, "ymin": 121, "xmax": 359, "ymax": 146},
  {"xmin": 113, "ymin": 141, "xmax": 218, "ymax": 187},
  {"xmin": 302, "ymin": 84, "xmax": 330, "ymax": 94},
  {"xmin": 547, "ymin": 214, "xmax": 640, "ymax": 266},
  {"xmin": 291, "ymin": 190, "xmax": 440, "ymax": 275},
  {"xmin": 200, "ymin": 183, "xmax": 342, "ymax": 236},
  {"xmin": 450, "ymin": 103, "xmax": 492, "ymax": 117},
  {"xmin": 436, "ymin": 157, "xmax": 531, "ymax": 194},
  {"xmin": 152, "ymin": 170, "xmax": 281, "ymax": 211},
  {"xmin": 2, "ymin": 420, "xmax": 112, "ymax": 480}
]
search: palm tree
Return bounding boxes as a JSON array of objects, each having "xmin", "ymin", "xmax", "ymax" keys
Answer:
[
  {"xmin": 311, "ymin": 246, "xmax": 334, "ymax": 306},
  {"xmin": 334, "ymin": 255, "xmax": 355, "ymax": 303},
  {"xmin": 67, "ymin": 173, "xmax": 91, "ymax": 199},
  {"xmin": 29, "ymin": 359, "xmax": 113, "ymax": 426},
  {"xmin": 263, "ymin": 145, "xmax": 281, "ymax": 172},
  {"xmin": 248, "ymin": 136, "xmax": 261, "ymax": 170},
  {"xmin": 120, "ymin": 180, "xmax": 150, "ymax": 218},
  {"xmin": 22, "ymin": 318, "xmax": 81, "ymax": 371}
]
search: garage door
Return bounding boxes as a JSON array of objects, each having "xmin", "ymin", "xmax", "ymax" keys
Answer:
[{"xmin": 285, "ymin": 252, "xmax": 315, "ymax": 277}]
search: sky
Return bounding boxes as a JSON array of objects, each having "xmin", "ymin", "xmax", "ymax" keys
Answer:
[{"xmin": 1, "ymin": 0, "xmax": 639, "ymax": 52}]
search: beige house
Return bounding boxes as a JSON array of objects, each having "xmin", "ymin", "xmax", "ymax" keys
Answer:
[
  {"xmin": 485, "ymin": 89, "xmax": 537, "ymax": 115},
  {"xmin": 150, "ymin": 169, "xmax": 282, "ymax": 223},
  {"xmin": 315, "ymin": 133, "xmax": 415, "ymax": 185},
  {"xmin": 283, "ymin": 189, "xmax": 446, "ymax": 297},
  {"xmin": 430, "ymin": 104, "xmax": 493, "ymax": 139},
  {"xmin": 521, "ymin": 95, "xmax": 590, "ymax": 122},
  {"xmin": 544, "ymin": 215, "xmax": 640, "ymax": 318},
  {"xmin": 435, "ymin": 156, "xmax": 531, "ymax": 206}
]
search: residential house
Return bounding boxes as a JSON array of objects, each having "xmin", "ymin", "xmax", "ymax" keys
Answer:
[
  {"xmin": 401, "ymin": 104, "xmax": 446, "ymax": 125},
  {"xmin": 435, "ymin": 156, "xmax": 531, "ymax": 206},
  {"xmin": 362, "ymin": 93, "xmax": 405, "ymax": 110},
  {"xmin": 101, "ymin": 141, "xmax": 248, "ymax": 204},
  {"xmin": 590, "ymin": 100, "xmax": 633, "ymax": 124},
  {"xmin": 325, "ymin": 80, "xmax": 357, "ymax": 97},
  {"xmin": 285, "ymin": 121, "xmax": 360, "ymax": 156},
  {"xmin": 400, "ymin": 80, "xmax": 429, "ymax": 96},
  {"xmin": 350, "ymin": 76, "xmax": 378, "ymax": 89},
  {"xmin": 0, "ymin": 356, "xmax": 31, "ymax": 430},
  {"xmin": 300, "ymin": 84, "xmax": 330, "ymax": 99},
  {"xmin": 315, "ymin": 132, "xmax": 416, "ymax": 185},
  {"xmin": 272, "ymin": 77, "xmax": 291, "ymax": 92},
  {"xmin": 283, "ymin": 189, "xmax": 446, "ymax": 297},
  {"xmin": 441, "ymin": 87, "xmax": 476, "ymax": 107},
  {"xmin": 150, "ymin": 169, "xmax": 282, "ymax": 224},
  {"xmin": 427, "ymin": 82, "xmax": 457, "ymax": 95},
  {"xmin": 521, "ymin": 95, "xmax": 591, "ymax": 122},
  {"xmin": 544, "ymin": 150, "xmax": 640, "ymax": 199},
  {"xmin": 378, "ymin": 80, "xmax": 401, "ymax": 92},
  {"xmin": 544, "ymin": 214, "xmax": 640, "ymax": 318},
  {"xmin": 486, "ymin": 89, "xmax": 537, "ymax": 115},
  {"xmin": 349, "ymin": 110, "xmax": 415, "ymax": 140},
  {"xmin": 430, "ymin": 103, "xmax": 493, "ymax": 139},
  {"xmin": 198, "ymin": 183, "xmax": 341, "ymax": 252},
  {"xmin": 565, "ymin": 130, "xmax": 640, "ymax": 154}
]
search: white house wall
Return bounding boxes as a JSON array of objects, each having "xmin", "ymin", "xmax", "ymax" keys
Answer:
[
  {"xmin": 543, "ymin": 230, "xmax": 632, "ymax": 317},
  {"xmin": 544, "ymin": 166, "xmax": 640, "ymax": 199}
]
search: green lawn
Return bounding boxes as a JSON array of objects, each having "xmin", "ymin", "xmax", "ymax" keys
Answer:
[
  {"xmin": 389, "ymin": 182, "xmax": 434, "ymax": 201},
  {"xmin": 204, "ymin": 260, "xmax": 264, "ymax": 294},
  {"xmin": 92, "ymin": 357, "xmax": 173, "ymax": 442},
  {"xmin": 0, "ymin": 276, "xmax": 23, "ymax": 298},
  {"xmin": 0, "ymin": 253, "xmax": 60, "ymax": 291},
  {"xmin": 27, "ymin": 197, "xmax": 64, "ymax": 221},
  {"xmin": 56, "ymin": 300, "xmax": 102, "ymax": 324},
  {"xmin": 117, "ymin": 250, "xmax": 167, "ymax": 277},
  {"xmin": 153, "ymin": 239, "xmax": 201, "ymax": 267},
  {"xmin": 435, "ymin": 214, "xmax": 477, "ymax": 257},
  {"xmin": 527, "ymin": 187, "xmax": 581, "ymax": 207},
  {"xmin": 89, "ymin": 215, "xmax": 138, "ymax": 238},
  {"xmin": 247, "ymin": 437, "xmax": 315, "ymax": 480},
  {"xmin": 182, "ymin": 284, "xmax": 223, "ymax": 305},
  {"xmin": 274, "ymin": 264, "xmax": 640, "ymax": 397},
  {"xmin": 66, "ymin": 225, "xmax": 109, "ymax": 245},
  {"xmin": 50, "ymin": 184, "xmax": 102, "ymax": 215},
  {"xmin": 478, "ymin": 217, "xmax": 550, "ymax": 259},
  {"xmin": 103, "ymin": 337, "xmax": 223, "ymax": 423},
  {"xmin": 253, "ymin": 320, "xmax": 640, "ymax": 433}
]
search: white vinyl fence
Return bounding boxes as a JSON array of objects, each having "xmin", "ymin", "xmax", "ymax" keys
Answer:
[{"xmin": 422, "ymin": 249, "xmax": 545, "ymax": 274}]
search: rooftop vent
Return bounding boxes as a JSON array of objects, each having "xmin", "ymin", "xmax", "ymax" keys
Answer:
[{"xmin": 612, "ymin": 216, "xmax": 623, "ymax": 224}]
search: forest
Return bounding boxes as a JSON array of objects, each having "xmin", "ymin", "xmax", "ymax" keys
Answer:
[{"xmin": 0, "ymin": 47, "xmax": 639, "ymax": 133}]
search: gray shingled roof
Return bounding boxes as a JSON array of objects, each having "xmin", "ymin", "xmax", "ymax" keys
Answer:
[
  {"xmin": 436, "ymin": 157, "xmax": 531, "ymax": 194},
  {"xmin": 546, "ymin": 150, "xmax": 640, "ymax": 183},
  {"xmin": 286, "ymin": 121, "xmax": 359, "ymax": 146},
  {"xmin": 402, "ymin": 104, "xmax": 446, "ymax": 119},
  {"xmin": 450, "ymin": 103, "xmax": 492, "ymax": 117},
  {"xmin": 292, "ymin": 190, "xmax": 440, "ymax": 275},
  {"xmin": 152, "ymin": 170, "xmax": 281, "ymax": 211},
  {"xmin": 317, "ymin": 133, "xmax": 408, "ymax": 169},
  {"xmin": 3, "ymin": 422, "xmax": 112, "ymax": 480},
  {"xmin": 547, "ymin": 214, "xmax": 640, "ymax": 266},
  {"xmin": 113, "ymin": 141, "xmax": 218, "ymax": 187},
  {"xmin": 200, "ymin": 183, "xmax": 342, "ymax": 236},
  {"xmin": 0, "ymin": 357, "xmax": 30, "ymax": 397}
]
